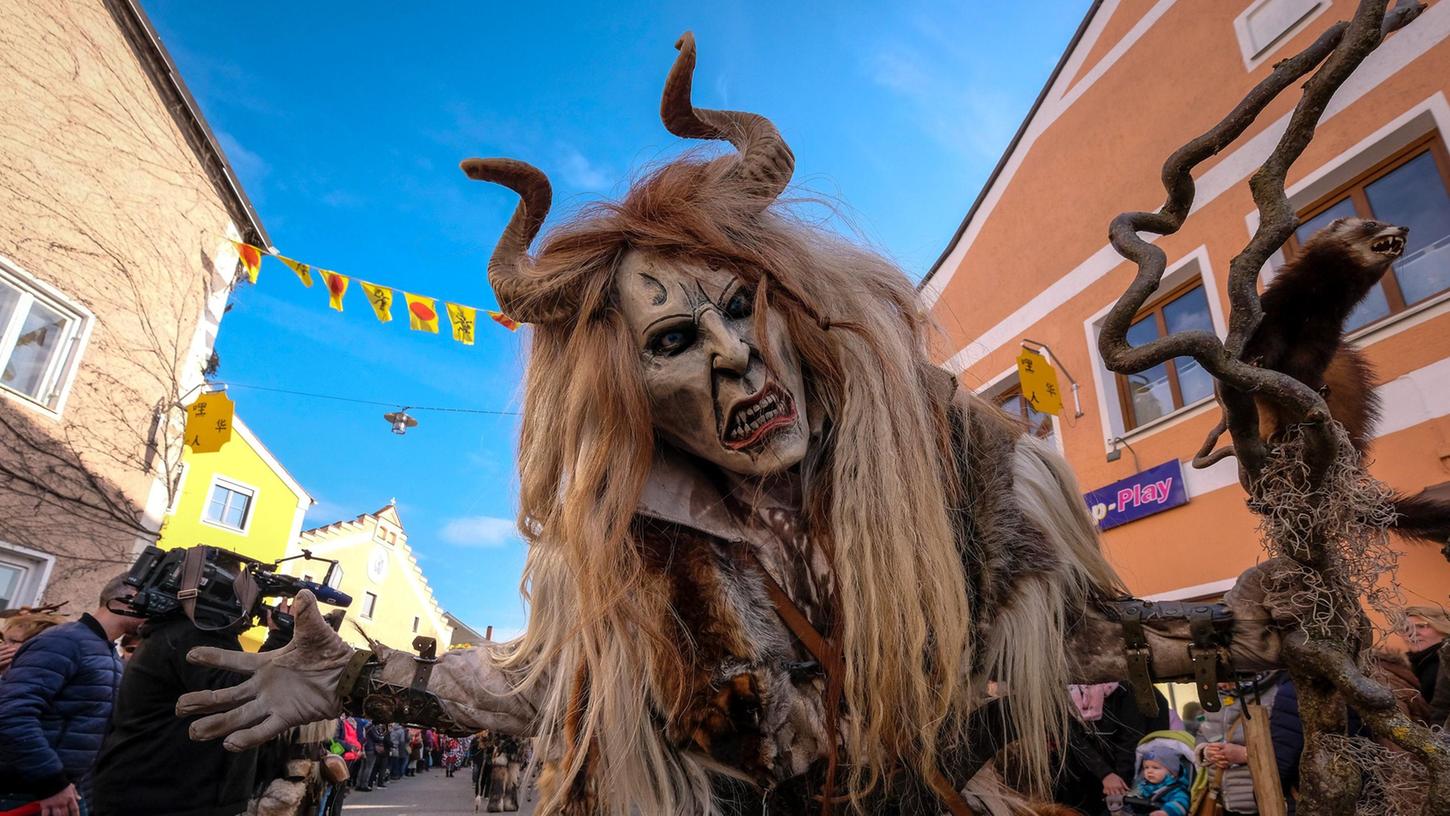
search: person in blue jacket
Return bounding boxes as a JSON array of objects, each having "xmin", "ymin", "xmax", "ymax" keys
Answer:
[{"xmin": 0, "ymin": 574, "xmax": 140, "ymax": 816}]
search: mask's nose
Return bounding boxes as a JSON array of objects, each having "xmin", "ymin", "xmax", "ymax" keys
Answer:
[{"xmin": 700, "ymin": 311, "xmax": 750, "ymax": 376}]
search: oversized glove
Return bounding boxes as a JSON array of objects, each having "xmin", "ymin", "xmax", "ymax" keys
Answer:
[{"xmin": 176, "ymin": 590, "xmax": 354, "ymax": 751}]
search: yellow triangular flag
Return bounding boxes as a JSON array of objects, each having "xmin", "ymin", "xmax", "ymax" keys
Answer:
[
  {"xmin": 446, "ymin": 303, "xmax": 476, "ymax": 346},
  {"xmin": 318, "ymin": 270, "xmax": 349, "ymax": 312},
  {"xmin": 231, "ymin": 241, "xmax": 263, "ymax": 284},
  {"xmin": 403, "ymin": 292, "xmax": 439, "ymax": 333},
  {"xmin": 279, "ymin": 256, "xmax": 314, "ymax": 288},
  {"xmin": 360, "ymin": 281, "xmax": 393, "ymax": 323}
]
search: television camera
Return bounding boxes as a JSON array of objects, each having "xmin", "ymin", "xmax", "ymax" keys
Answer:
[{"xmin": 122, "ymin": 545, "xmax": 352, "ymax": 634}]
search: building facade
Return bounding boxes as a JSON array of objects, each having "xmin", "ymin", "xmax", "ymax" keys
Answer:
[
  {"xmin": 0, "ymin": 0, "xmax": 267, "ymax": 609},
  {"xmin": 157, "ymin": 414, "xmax": 312, "ymax": 649},
  {"xmin": 924, "ymin": 0, "xmax": 1450, "ymax": 611},
  {"xmin": 281, "ymin": 503, "xmax": 454, "ymax": 651}
]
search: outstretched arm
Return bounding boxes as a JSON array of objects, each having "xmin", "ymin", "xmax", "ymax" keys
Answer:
[{"xmin": 176, "ymin": 591, "xmax": 537, "ymax": 751}]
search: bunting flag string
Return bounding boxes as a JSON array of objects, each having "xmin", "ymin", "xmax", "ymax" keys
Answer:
[{"xmin": 228, "ymin": 241, "xmax": 520, "ymax": 344}]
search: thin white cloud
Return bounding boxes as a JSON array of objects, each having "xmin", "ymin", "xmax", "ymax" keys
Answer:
[
  {"xmin": 440, "ymin": 515, "xmax": 518, "ymax": 548},
  {"xmin": 216, "ymin": 130, "xmax": 270, "ymax": 186},
  {"xmin": 865, "ymin": 44, "xmax": 1019, "ymax": 163},
  {"xmin": 556, "ymin": 144, "xmax": 610, "ymax": 191}
]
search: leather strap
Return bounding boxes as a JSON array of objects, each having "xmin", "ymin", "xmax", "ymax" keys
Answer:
[
  {"xmin": 1187, "ymin": 608, "xmax": 1227, "ymax": 714},
  {"xmin": 1117, "ymin": 603, "xmax": 1159, "ymax": 717},
  {"xmin": 178, "ymin": 546, "xmax": 206, "ymax": 626},
  {"xmin": 743, "ymin": 548, "xmax": 972, "ymax": 816}
]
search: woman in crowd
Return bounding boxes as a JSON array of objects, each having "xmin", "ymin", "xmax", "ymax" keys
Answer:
[
  {"xmin": 1196, "ymin": 674, "xmax": 1283, "ymax": 816},
  {"xmin": 0, "ymin": 607, "xmax": 68, "ymax": 675},
  {"xmin": 1054, "ymin": 682, "xmax": 1169, "ymax": 816},
  {"xmin": 1404, "ymin": 604, "xmax": 1450, "ymax": 722}
]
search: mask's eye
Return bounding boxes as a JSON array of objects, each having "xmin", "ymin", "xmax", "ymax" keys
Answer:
[
  {"xmin": 724, "ymin": 289, "xmax": 754, "ymax": 320},
  {"xmin": 649, "ymin": 325, "xmax": 696, "ymax": 356}
]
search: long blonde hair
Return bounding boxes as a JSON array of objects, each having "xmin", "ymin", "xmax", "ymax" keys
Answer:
[{"xmin": 498, "ymin": 156, "xmax": 975, "ymax": 814}]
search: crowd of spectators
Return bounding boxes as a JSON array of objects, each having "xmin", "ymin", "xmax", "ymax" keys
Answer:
[
  {"xmin": 0, "ymin": 569, "xmax": 1444, "ymax": 816},
  {"xmin": 1052, "ymin": 607, "xmax": 1449, "ymax": 816},
  {"xmin": 0, "ymin": 575, "xmax": 507, "ymax": 816}
]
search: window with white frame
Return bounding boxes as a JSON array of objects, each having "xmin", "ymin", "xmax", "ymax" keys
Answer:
[
  {"xmin": 361, "ymin": 591, "xmax": 378, "ymax": 620},
  {"xmin": 0, "ymin": 542, "xmax": 55, "ymax": 609},
  {"xmin": 412, "ymin": 616, "xmax": 420, "ymax": 634},
  {"xmin": 0, "ymin": 261, "xmax": 87, "ymax": 411},
  {"xmin": 1114, "ymin": 280, "xmax": 1217, "ymax": 431},
  {"xmin": 326, "ymin": 565, "xmax": 344, "ymax": 589},
  {"xmin": 1287, "ymin": 134, "xmax": 1450, "ymax": 332},
  {"xmin": 203, "ymin": 478, "xmax": 255, "ymax": 532}
]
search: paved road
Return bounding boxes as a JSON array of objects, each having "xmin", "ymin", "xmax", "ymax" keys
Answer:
[{"xmin": 341, "ymin": 767, "xmax": 538, "ymax": 815}]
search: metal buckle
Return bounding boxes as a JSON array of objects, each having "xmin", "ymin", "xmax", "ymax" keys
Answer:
[{"xmin": 176, "ymin": 588, "xmax": 199, "ymax": 601}]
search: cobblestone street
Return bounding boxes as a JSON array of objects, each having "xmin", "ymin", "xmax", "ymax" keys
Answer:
[{"xmin": 341, "ymin": 768, "xmax": 538, "ymax": 815}]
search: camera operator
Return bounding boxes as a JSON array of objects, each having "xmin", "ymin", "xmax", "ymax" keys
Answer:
[
  {"xmin": 89, "ymin": 589, "xmax": 294, "ymax": 816},
  {"xmin": 0, "ymin": 574, "xmax": 140, "ymax": 816}
]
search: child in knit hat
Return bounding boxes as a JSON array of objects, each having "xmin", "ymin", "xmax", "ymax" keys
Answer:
[{"xmin": 1111, "ymin": 730, "xmax": 1196, "ymax": 816}]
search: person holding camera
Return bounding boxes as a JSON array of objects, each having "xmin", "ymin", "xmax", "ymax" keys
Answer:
[
  {"xmin": 88, "ymin": 594, "xmax": 294, "ymax": 816},
  {"xmin": 0, "ymin": 574, "xmax": 139, "ymax": 816}
]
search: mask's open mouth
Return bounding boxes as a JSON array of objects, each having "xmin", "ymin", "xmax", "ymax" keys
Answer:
[
  {"xmin": 722, "ymin": 383, "xmax": 796, "ymax": 451},
  {"xmin": 1371, "ymin": 228, "xmax": 1407, "ymax": 257}
]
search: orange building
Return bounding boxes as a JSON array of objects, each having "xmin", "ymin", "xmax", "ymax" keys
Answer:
[{"xmin": 923, "ymin": 0, "xmax": 1450, "ymax": 614}]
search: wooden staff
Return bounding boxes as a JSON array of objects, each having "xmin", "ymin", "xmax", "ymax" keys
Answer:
[{"xmin": 1244, "ymin": 703, "xmax": 1287, "ymax": 816}]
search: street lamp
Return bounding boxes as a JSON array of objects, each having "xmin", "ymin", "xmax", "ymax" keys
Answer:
[{"xmin": 383, "ymin": 409, "xmax": 417, "ymax": 436}]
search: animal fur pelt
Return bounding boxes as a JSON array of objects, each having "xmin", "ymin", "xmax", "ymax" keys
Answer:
[{"xmin": 1241, "ymin": 217, "xmax": 1450, "ymax": 544}]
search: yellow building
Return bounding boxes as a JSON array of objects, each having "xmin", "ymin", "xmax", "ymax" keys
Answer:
[
  {"xmin": 158, "ymin": 413, "xmax": 313, "ymax": 648},
  {"xmin": 281, "ymin": 502, "xmax": 453, "ymax": 651}
]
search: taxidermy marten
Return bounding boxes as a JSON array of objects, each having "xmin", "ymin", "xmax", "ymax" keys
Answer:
[{"xmin": 1244, "ymin": 217, "xmax": 1450, "ymax": 543}]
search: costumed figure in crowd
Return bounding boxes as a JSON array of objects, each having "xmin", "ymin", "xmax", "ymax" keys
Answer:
[{"xmin": 176, "ymin": 34, "xmax": 1287, "ymax": 815}]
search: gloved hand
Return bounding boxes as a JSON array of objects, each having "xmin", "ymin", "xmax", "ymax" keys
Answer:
[{"xmin": 176, "ymin": 590, "xmax": 354, "ymax": 751}]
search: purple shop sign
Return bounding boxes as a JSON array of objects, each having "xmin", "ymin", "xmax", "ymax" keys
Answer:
[{"xmin": 1083, "ymin": 459, "xmax": 1188, "ymax": 530}]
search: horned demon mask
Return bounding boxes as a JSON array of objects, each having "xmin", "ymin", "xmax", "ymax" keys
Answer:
[{"xmin": 462, "ymin": 33, "xmax": 810, "ymax": 476}]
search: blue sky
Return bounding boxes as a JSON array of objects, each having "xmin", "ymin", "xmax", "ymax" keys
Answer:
[{"xmin": 142, "ymin": 1, "xmax": 1090, "ymax": 639}]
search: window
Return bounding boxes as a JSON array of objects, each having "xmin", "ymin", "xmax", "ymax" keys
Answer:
[
  {"xmin": 388, "ymin": 531, "xmax": 398, "ymax": 545},
  {"xmin": 326, "ymin": 566, "xmax": 344, "ymax": 589},
  {"xmin": 412, "ymin": 616, "xmax": 420, "ymax": 634},
  {"xmin": 0, "ymin": 542, "xmax": 54, "ymax": 608},
  {"xmin": 1115, "ymin": 282, "xmax": 1217, "ymax": 431},
  {"xmin": 995, "ymin": 385, "xmax": 1055, "ymax": 443},
  {"xmin": 0, "ymin": 262, "xmax": 87, "ymax": 411},
  {"xmin": 1234, "ymin": 0, "xmax": 1326, "ymax": 68},
  {"xmin": 203, "ymin": 479, "xmax": 255, "ymax": 532},
  {"xmin": 1288, "ymin": 135, "xmax": 1450, "ymax": 332},
  {"xmin": 361, "ymin": 591, "xmax": 378, "ymax": 620}
]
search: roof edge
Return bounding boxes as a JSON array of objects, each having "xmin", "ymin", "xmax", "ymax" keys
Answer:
[
  {"xmin": 231, "ymin": 415, "xmax": 313, "ymax": 506},
  {"xmin": 918, "ymin": 0, "xmax": 1105, "ymax": 289},
  {"xmin": 112, "ymin": 0, "xmax": 271, "ymax": 249}
]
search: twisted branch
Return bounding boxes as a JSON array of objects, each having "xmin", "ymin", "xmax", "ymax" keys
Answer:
[
  {"xmin": 1098, "ymin": 0, "xmax": 1422, "ymax": 483},
  {"xmin": 1095, "ymin": 3, "xmax": 1448, "ymax": 814}
]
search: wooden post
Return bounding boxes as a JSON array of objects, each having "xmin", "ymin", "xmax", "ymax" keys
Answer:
[{"xmin": 1243, "ymin": 703, "xmax": 1287, "ymax": 816}]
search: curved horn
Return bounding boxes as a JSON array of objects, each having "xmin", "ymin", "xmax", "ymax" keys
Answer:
[
  {"xmin": 661, "ymin": 32, "xmax": 794, "ymax": 206},
  {"xmin": 459, "ymin": 158, "xmax": 568, "ymax": 324}
]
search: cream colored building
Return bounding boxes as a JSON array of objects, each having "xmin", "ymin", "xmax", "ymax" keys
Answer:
[
  {"xmin": 0, "ymin": 0, "xmax": 268, "ymax": 608},
  {"xmin": 279, "ymin": 503, "xmax": 454, "ymax": 651}
]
